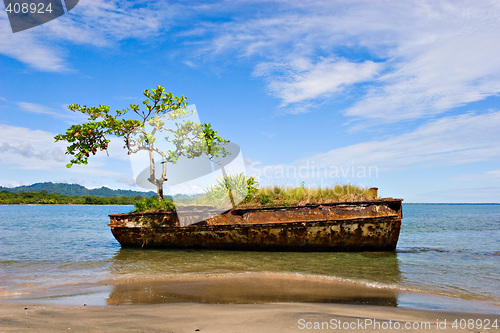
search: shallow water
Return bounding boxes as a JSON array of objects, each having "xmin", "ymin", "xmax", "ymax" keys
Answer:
[{"xmin": 1, "ymin": 204, "xmax": 499, "ymax": 311}]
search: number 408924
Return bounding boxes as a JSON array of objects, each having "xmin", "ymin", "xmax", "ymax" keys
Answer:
[
  {"xmin": 451, "ymin": 318, "xmax": 498, "ymax": 330},
  {"xmin": 5, "ymin": 2, "xmax": 53, "ymax": 14}
]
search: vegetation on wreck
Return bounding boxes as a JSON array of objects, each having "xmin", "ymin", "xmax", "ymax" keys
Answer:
[
  {"xmin": 131, "ymin": 173, "xmax": 377, "ymax": 213},
  {"xmin": 200, "ymin": 173, "xmax": 377, "ymax": 207},
  {"xmin": 240, "ymin": 183, "xmax": 377, "ymax": 207},
  {"xmin": 131, "ymin": 197, "xmax": 175, "ymax": 213}
]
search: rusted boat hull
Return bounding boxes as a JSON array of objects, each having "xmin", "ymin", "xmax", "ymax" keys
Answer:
[{"xmin": 109, "ymin": 199, "xmax": 403, "ymax": 251}]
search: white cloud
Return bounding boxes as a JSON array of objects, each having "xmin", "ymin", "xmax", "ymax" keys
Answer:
[
  {"xmin": 0, "ymin": 179, "xmax": 28, "ymax": 188},
  {"xmin": 67, "ymin": 164, "xmax": 123, "ymax": 178},
  {"xmin": 0, "ymin": 15, "xmax": 67, "ymax": 71},
  {"xmin": 46, "ymin": 0, "xmax": 168, "ymax": 46},
  {"xmin": 248, "ymin": 111, "xmax": 500, "ymax": 183},
  {"xmin": 0, "ymin": 125, "xmax": 68, "ymax": 168},
  {"xmin": 307, "ymin": 111, "xmax": 500, "ymax": 169},
  {"xmin": 455, "ymin": 169, "xmax": 500, "ymax": 182},
  {"xmin": 116, "ymin": 176, "xmax": 137, "ymax": 187},
  {"xmin": 105, "ymin": 136, "xmax": 133, "ymax": 162},
  {"xmin": 0, "ymin": 0, "xmax": 175, "ymax": 71},
  {"xmin": 18, "ymin": 102, "xmax": 60, "ymax": 117},
  {"xmin": 0, "ymin": 124, "xmax": 129, "ymax": 173},
  {"xmin": 197, "ymin": 1, "xmax": 500, "ymax": 121},
  {"xmin": 317, "ymin": 112, "xmax": 500, "ymax": 170},
  {"xmin": 254, "ymin": 58, "xmax": 382, "ymax": 108},
  {"xmin": 485, "ymin": 170, "xmax": 500, "ymax": 181},
  {"xmin": 6, "ymin": 0, "xmax": 500, "ymax": 123},
  {"xmin": 3, "ymin": 0, "xmax": 500, "ymax": 128},
  {"xmin": 17, "ymin": 102, "xmax": 86, "ymax": 122},
  {"xmin": 345, "ymin": 27, "xmax": 500, "ymax": 123}
]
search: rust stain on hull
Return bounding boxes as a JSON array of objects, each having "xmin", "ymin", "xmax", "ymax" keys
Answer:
[{"xmin": 109, "ymin": 199, "xmax": 403, "ymax": 252}]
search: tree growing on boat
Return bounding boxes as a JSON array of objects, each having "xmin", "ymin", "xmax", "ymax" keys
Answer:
[{"xmin": 54, "ymin": 85, "xmax": 229, "ymax": 200}]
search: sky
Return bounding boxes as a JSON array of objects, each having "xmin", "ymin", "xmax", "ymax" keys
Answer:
[{"xmin": 1, "ymin": 0, "xmax": 500, "ymax": 203}]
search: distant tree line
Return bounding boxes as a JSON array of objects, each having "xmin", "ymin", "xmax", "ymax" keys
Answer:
[
  {"xmin": 0, "ymin": 190, "xmax": 151, "ymax": 205},
  {"xmin": 0, "ymin": 182, "xmax": 156, "ymax": 197}
]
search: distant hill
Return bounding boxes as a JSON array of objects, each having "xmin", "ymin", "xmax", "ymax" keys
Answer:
[{"xmin": 0, "ymin": 182, "xmax": 157, "ymax": 198}]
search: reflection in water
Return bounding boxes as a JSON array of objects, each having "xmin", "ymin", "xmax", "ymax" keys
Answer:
[
  {"xmin": 106, "ymin": 273, "xmax": 399, "ymax": 306},
  {"xmin": 106, "ymin": 249, "xmax": 402, "ymax": 306}
]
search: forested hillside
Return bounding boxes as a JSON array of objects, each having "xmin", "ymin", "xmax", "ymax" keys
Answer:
[{"xmin": 0, "ymin": 182, "xmax": 155, "ymax": 197}]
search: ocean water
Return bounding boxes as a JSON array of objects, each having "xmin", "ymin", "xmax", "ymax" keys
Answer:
[{"xmin": 0, "ymin": 204, "xmax": 499, "ymax": 311}]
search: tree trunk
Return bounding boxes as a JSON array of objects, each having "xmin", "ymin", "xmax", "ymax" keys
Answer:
[{"xmin": 157, "ymin": 185, "xmax": 163, "ymax": 201}]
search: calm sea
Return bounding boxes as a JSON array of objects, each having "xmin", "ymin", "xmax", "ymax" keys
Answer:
[{"xmin": 1, "ymin": 204, "xmax": 499, "ymax": 311}]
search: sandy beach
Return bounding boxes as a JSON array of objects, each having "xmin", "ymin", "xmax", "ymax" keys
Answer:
[
  {"xmin": 1, "ymin": 273, "xmax": 499, "ymax": 333},
  {"xmin": 2, "ymin": 300, "xmax": 499, "ymax": 333}
]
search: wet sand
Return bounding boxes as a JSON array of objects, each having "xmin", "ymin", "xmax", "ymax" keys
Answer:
[
  {"xmin": 1, "ymin": 273, "xmax": 499, "ymax": 332},
  {"xmin": 1, "ymin": 301, "xmax": 499, "ymax": 333}
]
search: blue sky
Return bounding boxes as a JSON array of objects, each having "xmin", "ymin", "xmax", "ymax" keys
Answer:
[{"xmin": 1, "ymin": 0, "xmax": 500, "ymax": 202}]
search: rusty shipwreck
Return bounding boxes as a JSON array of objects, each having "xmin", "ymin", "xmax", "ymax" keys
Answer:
[{"xmin": 108, "ymin": 198, "xmax": 403, "ymax": 251}]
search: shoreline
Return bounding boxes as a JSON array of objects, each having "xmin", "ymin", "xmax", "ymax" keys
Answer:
[
  {"xmin": 2, "ymin": 273, "xmax": 498, "ymax": 332},
  {"xmin": 3, "ymin": 272, "xmax": 499, "ymax": 313},
  {"xmin": 1, "ymin": 301, "xmax": 498, "ymax": 333}
]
